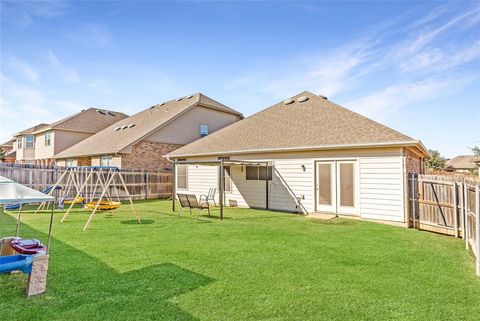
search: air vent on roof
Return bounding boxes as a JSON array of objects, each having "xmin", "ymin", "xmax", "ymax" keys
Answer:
[
  {"xmin": 127, "ymin": 124, "xmax": 135, "ymax": 128},
  {"xmin": 107, "ymin": 111, "xmax": 116, "ymax": 116},
  {"xmin": 160, "ymin": 102, "xmax": 165, "ymax": 106},
  {"xmin": 176, "ymin": 97, "xmax": 183, "ymax": 102},
  {"xmin": 150, "ymin": 106, "xmax": 156, "ymax": 109},
  {"xmin": 96, "ymin": 109, "xmax": 107, "ymax": 115},
  {"xmin": 114, "ymin": 127, "xmax": 121, "ymax": 131},
  {"xmin": 121, "ymin": 125, "xmax": 128, "ymax": 130},
  {"xmin": 283, "ymin": 98, "xmax": 295, "ymax": 105},
  {"xmin": 318, "ymin": 95, "xmax": 328, "ymax": 100},
  {"xmin": 187, "ymin": 95, "xmax": 193, "ymax": 99},
  {"xmin": 298, "ymin": 96, "xmax": 309, "ymax": 103}
]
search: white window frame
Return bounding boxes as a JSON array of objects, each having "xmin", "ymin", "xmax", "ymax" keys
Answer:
[
  {"xmin": 177, "ymin": 164, "xmax": 188, "ymax": 190},
  {"xmin": 245, "ymin": 165, "xmax": 272, "ymax": 181},
  {"xmin": 66, "ymin": 159, "xmax": 75, "ymax": 167},
  {"xmin": 200, "ymin": 124, "xmax": 209, "ymax": 137},
  {"xmin": 100, "ymin": 155, "xmax": 113, "ymax": 167},
  {"xmin": 44, "ymin": 132, "xmax": 52, "ymax": 146},
  {"xmin": 17, "ymin": 138, "xmax": 22, "ymax": 149},
  {"xmin": 25, "ymin": 135, "xmax": 35, "ymax": 148}
]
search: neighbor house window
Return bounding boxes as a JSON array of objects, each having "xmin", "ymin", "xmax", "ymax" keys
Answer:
[
  {"xmin": 200, "ymin": 124, "xmax": 209, "ymax": 137},
  {"xmin": 177, "ymin": 163, "xmax": 187, "ymax": 189},
  {"xmin": 100, "ymin": 156, "xmax": 112, "ymax": 166},
  {"xmin": 25, "ymin": 135, "xmax": 35, "ymax": 148},
  {"xmin": 66, "ymin": 159, "xmax": 75, "ymax": 167},
  {"xmin": 44, "ymin": 132, "xmax": 52, "ymax": 146},
  {"xmin": 17, "ymin": 138, "xmax": 22, "ymax": 149},
  {"xmin": 246, "ymin": 166, "xmax": 272, "ymax": 180}
]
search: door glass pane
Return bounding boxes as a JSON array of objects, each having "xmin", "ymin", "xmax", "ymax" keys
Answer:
[
  {"xmin": 340, "ymin": 163, "xmax": 354, "ymax": 207},
  {"xmin": 318, "ymin": 164, "xmax": 331, "ymax": 205}
]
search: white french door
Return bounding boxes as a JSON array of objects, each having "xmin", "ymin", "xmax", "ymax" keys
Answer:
[{"xmin": 316, "ymin": 160, "xmax": 358, "ymax": 215}]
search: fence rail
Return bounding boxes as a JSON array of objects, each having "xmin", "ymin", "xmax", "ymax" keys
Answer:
[
  {"xmin": 409, "ymin": 173, "xmax": 480, "ymax": 276},
  {"xmin": 0, "ymin": 165, "xmax": 172, "ymax": 200}
]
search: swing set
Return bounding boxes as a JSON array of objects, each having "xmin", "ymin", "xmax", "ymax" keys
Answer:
[{"xmin": 36, "ymin": 166, "xmax": 141, "ymax": 230}]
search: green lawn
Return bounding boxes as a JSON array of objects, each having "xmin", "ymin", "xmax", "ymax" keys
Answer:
[{"xmin": 1, "ymin": 200, "xmax": 479, "ymax": 321}]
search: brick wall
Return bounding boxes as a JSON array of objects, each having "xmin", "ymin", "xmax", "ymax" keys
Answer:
[
  {"xmin": 404, "ymin": 148, "xmax": 424, "ymax": 174},
  {"xmin": 120, "ymin": 141, "xmax": 182, "ymax": 171}
]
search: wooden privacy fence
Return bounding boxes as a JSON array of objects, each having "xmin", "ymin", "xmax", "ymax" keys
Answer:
[
  {"xmin": 409, "ymin": 174, "xmax": 480, "ymax": 276},
  {"xmin": 0, "ymin": 165, "xmax": 172, "ymax": 200}
]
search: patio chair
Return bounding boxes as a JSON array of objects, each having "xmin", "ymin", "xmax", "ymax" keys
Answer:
[
  {"xmin": 199, "ymin": 188, "xmax": 216, "ymax": 206},
  {"xmin": 177, "ymin": 193, "xmax": 211, "ymax": 219}
]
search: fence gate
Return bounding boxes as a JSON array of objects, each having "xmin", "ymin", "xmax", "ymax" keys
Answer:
[{"xmin": 409, "ymin": 174, "xmax": 480, "ymax": 276}]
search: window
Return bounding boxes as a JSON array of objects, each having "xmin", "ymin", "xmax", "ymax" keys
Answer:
[
  {"xmin": 200, "ymin": 124, "xmax": 209, "ymax": 137},
  {"xmin": 223, "ymin": 166, "xmax": 232, "ymax": 192},
  {"xmin": 66, "ymin": 159, "xmax": 75, "ymax": 167},
  {"xmin": 44, "ymin": 132, "xmax": 52, "ymax": 146},
  {"xmin": 100, "ymin": 156, "xmax": 112, "ymax": 166},
  {"xmin": 25, "ymin": 135, "xmax": 35, "ymax": 148},
  {"xmin": 246, "ymin": 166, "xmax": 272, "ymax": 180},
  {"xmin": 177, "ymin": 164, "xmax": 187, "ymax": 189},
  {"xmin": 17, "ymin": 138, "xmax": 22, "ymax": 149}
]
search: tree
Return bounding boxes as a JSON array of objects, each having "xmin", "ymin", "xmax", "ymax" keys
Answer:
[
  {"xmin": 425, "ymin": 149, "xmax": 446, "ymax": 171},
  {"xmin": 0, "ymin": 147, "xmax": 5, "ymax": 162},
  {"xmin": 468, "ymin": 145, "xmax": 480, "ymax": 157}
]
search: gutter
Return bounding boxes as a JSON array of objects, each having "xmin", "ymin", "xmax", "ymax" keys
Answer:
[{"xmin": 166, "ymin": 140, "xmax": 429, "ymax": 159}]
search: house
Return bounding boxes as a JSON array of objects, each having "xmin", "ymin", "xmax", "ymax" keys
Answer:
[
  {"xmin": 55, "ymin": 93, "xmax": 244, "ymax": 171},
  {"xmin": 12, "ymin": 109, "xmax": 128, "ymax": 166},
  {"xmin": 445, "ymin": 155, "xmax": 479, "ymax": 174},
  {"xmin": 166, "ymin": 91, "xmax": 429, "ymax": 225},
  {"xmin": 14, "ymin": 123, "xmax": 50, "ymax": 164},
  {"xmin": 30, "ymin": 108, "xmax": 128, "ymax": 166},
  {"xmin": 0, "ymin": 138, "xmax": 16, "ymax": 163}
]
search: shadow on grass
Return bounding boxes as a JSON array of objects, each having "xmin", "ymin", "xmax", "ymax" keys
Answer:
[
  {"xmin": 121, "ymin": 219, "xmax": 155, "ymax": 225},
  {"xmin": 0, "ymin": 214, "xmax": 214, "ymax": 321}
]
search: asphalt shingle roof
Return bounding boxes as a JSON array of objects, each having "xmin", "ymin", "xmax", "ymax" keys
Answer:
[
  {"xmin": 168, "ymin": 91, "xmax": 424, "ymax": 158},
  {"xmin": 54, "ymin": 93, "xmax": 242, "ymax": 159}
]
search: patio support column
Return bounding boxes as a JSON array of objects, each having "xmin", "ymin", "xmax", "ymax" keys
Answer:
[
  {"xmin": 172, "ymin": 161, "xmax": 176, "ymax": 212},
  {"xmin": 219, "ymin": 159, "xmax": 224, "ymax": 220},
  {"xmin": 265, "ymin": 162, "xmax": 269, "ymax": 210}
]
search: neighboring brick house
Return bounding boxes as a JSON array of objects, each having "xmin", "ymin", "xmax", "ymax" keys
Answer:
[
  {"xmin": 0, "ymin": 138, "xmax": 16, "ymax": 163},
  {"xmin": 13, "ymin": 108, "xmax": 128, "ymax": 166},
  {"xmin": 55, "ymin": 93, "xmax": 243, "ymax": 171}
]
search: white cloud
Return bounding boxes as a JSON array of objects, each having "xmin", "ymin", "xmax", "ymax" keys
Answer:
[
  {"xmin": 5, "ymin": 55, "xmax": 39, "ymax": 82},
  {"xmin": 345, "ymin": 74, "xmax": 477, "ymax": 119},
  {"xmin": 47, "ymin": 51, "xmax": 80, "ymax": 83},
  {"xmin": 1, "ymin": 1, "xmax": 69, "ymax": 28}
]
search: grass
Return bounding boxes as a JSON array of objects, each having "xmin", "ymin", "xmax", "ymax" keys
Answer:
[{"xmin": 1, "ymin": 200, "xmax": 479, "ymax": 321}]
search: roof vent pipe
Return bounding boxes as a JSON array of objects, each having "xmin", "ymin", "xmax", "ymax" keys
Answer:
[
  {"xmin": 283, "ymin": 98, "xmax": 295, "ymax": 105},
  {"xmin": 318, "ymin": 95, "xmax": 328, "ymax": 100}
]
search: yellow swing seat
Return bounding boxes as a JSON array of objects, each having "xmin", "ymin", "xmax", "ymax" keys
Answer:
[
  {"xmin": 63, "ymin": 196, "xmax": 84, "ymax": 205},
  {"xmin": 84, "ymin": 200, "xmax": 121, "ymax": 211}
]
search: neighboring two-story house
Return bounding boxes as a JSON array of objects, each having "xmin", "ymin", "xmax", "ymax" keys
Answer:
[
  {"xmin": 14, "ymin": 123, "xmax": 50, "ymax": 164},
  {"xmin": 13, "ymin": 109, "xmax": 128, "ymax": 166},
  {"xmin": 55, "ymin": 93, "xmax": 243, "ymax": 171}
]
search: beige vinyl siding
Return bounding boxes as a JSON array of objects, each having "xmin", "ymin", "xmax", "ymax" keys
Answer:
[
  {"xmin": 146, "ymin": 106, "xmax": 239, "ymax": 145},
  {"xmin": 358, "ymin": 156, "xmax": 404, "ymax": 222},
  {"xmin": 34, "ymin": 132, "xmax": 55, "ymax": 160},
  {"xmin": 53, "ymin": 130, "xmax": 92, "ymax": 155},
  {"xmin": 177, "ymin": 147, "xmax": 406, "ymax": 223}
]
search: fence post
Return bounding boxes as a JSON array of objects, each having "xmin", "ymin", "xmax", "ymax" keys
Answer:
[
  {"xmin": 453, "ymin": 182, "xmax": 458, "ymax": 238},
  {"xmin": 465, "ymin": 183, "xmax": 469, "ymax": 250},
  {"xmin": 475, "ymin": 184, "xmax": 479, "ymax": 276},
  {"xmin": 410, "ymin": 173, "xmax": 416, "ymax": 229},
  {"xmin": 144, "ymin": 170, "xmax": 149, "ymax": 200}
]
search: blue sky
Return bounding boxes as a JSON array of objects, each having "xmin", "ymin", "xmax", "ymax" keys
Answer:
[{"xmin": 1, "ymin": 1, "xmax": 479, "ymax": 157}]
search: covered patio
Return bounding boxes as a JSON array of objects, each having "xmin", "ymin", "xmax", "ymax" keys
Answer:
[{"xmin": 171, "ymin": 159, "xmax": 270, "ymax": 219}]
